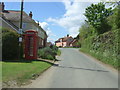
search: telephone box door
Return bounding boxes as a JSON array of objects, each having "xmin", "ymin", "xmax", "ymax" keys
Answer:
[{"xmin": 24, "ymin": 30, "xmax": 38, "ymax": 60}]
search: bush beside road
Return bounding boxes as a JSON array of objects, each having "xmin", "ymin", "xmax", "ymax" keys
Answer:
[
  {"xmin": 38, "ymin": 45, "xmax": 60, "ymax": 60},
  {"xmin": 2, "ymin": 28, "xmax": 23, "ymax": 60},
  {"xmin": 57, "ymin": 49, "xmax": 61, "ymax": 56}
]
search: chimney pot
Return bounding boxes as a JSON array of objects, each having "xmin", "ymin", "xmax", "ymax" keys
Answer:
[
  {"xmin": 29, "ymin": 11, "xmax": 33, "ymax": 18},
  {"xmin": 67, "ymin": 34, "xmax": 69, "ymax": 37},
  {"xmin": 37, "ymin": 21, "xmax": 39, "ymax": 26},
  {"xmin": 0, "ymin": 2, "xmax": 5, "ymax": 12}
]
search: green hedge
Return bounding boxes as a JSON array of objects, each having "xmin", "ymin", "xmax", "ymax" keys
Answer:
[
  {"xmin": 0, "ymin": 27, "xmax": 2, "ymax": 60},
  {"xmin": 2, "ymin": 28, "xmax": 23, "ymax": 60},
  {"xmin": 80, "ymin": 29, "xmax": 119, "ymax": 69},
  {"xmin": 38, "ymin": 46, "xmax": 58, "ymax": 60}
]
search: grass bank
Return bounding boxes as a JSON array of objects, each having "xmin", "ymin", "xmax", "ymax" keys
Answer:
[
  {"xmin": 0, "ymin": 62, "xmax": 2, "ymax": 82},
  {"xmin": 2, "ymin": 60, "xmax": 52, "ymax": 87},
  {"xmin": 57, "ymin": 49, "xmax": 61, "ymax": 56},
  {"xmin": 80, "ymin": 29, "xmax": 119, "ymax": 69},
  {"xmin": 80, "ymin": 48, "xmax": 118, "ymax": 69}
]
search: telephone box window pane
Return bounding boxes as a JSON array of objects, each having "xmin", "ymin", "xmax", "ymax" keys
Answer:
[{"xmin": 28, "ymin": 36, "xmax": 34, "ymax": 56}]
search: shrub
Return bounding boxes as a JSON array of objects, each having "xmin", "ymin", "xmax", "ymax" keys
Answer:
[
  {"xmin": 0, "ymin": 27, "xmax": 2, "ymax": 61},
  {"xmin": 57, "ymin": 49, "xmax": 61, "ymax": 56},
  {"xmin": 38, "ymin": 46, "xmax": 57, "ymax": 60},
  {"xmin": 2, "ymin": 28, "xmax": 23, "ymax": 60},
  {"xmin": 50, "ymin": 45, "xmax": 58, "ymax": 55},
  {"xmin": 46, "ymin": 54, "xmax": 54, "ymax": 60}
]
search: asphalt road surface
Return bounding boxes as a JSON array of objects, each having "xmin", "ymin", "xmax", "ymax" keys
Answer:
[{"xmin": 23, "ymin": 48, "xmax": 118, "ymax": 88}]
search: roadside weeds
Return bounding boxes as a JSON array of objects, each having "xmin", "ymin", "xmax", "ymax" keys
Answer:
[{"xmin": 79, "ymin": 49, "xmax": 118, "ymax": 73}]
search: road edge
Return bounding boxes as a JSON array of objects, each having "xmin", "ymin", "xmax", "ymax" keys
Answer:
[{"xmin": 79, "ymin": 49, "xmax": 118, "ymax": 73}]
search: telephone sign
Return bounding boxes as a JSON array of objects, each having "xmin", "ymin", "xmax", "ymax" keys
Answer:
[{"xmin": 19, "ymin": 37, "xmax": 22, "ymax": 42}]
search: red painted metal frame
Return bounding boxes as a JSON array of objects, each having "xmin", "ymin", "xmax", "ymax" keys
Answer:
[{"xmin": 24, "ymin": 30, "xmax": 38, "ymax": 60}]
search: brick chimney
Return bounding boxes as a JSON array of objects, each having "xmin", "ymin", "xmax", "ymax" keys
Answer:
[
  {"xmin": 0, "ymin": 2, "xmax": 5, "ymax": 12},
  {"xmin": 29, "ymin": 11, "xmax": 33, "ymax": 18}
]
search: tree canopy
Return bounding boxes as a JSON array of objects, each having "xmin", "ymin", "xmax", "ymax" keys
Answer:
[
  {"xmin": 84, "ymin": 3, "xmax": 112, "ymax": 34},
  {"xmin": 107, "ymin": 5, "xmax": 120, "ymax": 30}
]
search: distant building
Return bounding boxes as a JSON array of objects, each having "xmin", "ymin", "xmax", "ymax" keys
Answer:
[
  {"xmin": 55, "ymin": 34, "xmax": 73, "ymax": 47},
  {"xmin": 70, "ymin": 39, "xmax": 79, "ymax": 47},
  {"xmin": 0, "ymin": 2, "xmax": 47, "ymax": 48},
  {"xmin": 70, "ymin": 34, "xmax": 80, "ymax": 47},
  {"xmin": 46, "ymin": 42, "xmax": 52, "ymax": 47}
]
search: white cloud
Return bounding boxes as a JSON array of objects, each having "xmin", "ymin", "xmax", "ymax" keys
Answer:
[
  {"xmin": 38, "ymin": 22, "xmax": 57, "ymax": 43},
  {"xmin": 47, "ymin": 0, "xmax": 92, "ymax": 37},
  {"xmin": 39, "ymin": 22, "xmax": 49, "ymax": 30}
]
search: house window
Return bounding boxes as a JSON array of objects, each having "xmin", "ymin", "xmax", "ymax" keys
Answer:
[
  {"xmin": 42, "ymin": 40, "xmax": 44, "ymax": 46},
  {"xmin": 60, "ymin": 39, "xmax": 62, "ymax": 42},
  {"xmin": 22, "ymin": 23, "xmax": 27, "ymax": 28}
]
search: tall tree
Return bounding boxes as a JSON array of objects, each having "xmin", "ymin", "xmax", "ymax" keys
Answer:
[
  {"xmin": 106, "ymin": 1, "xmax": 120, "ymax": 7},
  {"xmin": 107, "ymin": 4, "xmax": 120, "ymax": 30},
  {"xmin": 79, "ymin": 22, "xmax": 95, "ymax": 40},
  {"xmin": 84, "ymin": 3, "xmax": 112, "ymax": 34}
]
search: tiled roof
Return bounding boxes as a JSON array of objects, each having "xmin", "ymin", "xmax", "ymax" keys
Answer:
[
  {"xmin": 1, "ymin": 9, "xmax": 47, "ymax": 37},
  {"xmin": 3, "ymin": 10, "xmax": 34, "ymax": 22},
  {"xmin": 1, "ymin": 16, "xmax": 19, "ymax": 32},
  {"xmin": 55, "ymin": 36, "xmax": 73, "ymax": 43},
  {"xmin": 70, "ymin": 39, "xmax": 77, "ymax": 44},
  {"xmin": 62, "ymin": 36, "xmax": 73, "ymax": 42}
]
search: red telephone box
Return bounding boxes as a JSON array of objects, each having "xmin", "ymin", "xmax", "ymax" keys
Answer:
[{"xmin": 24, "ymin": 30, "xmax": 38, "ymax": 60}]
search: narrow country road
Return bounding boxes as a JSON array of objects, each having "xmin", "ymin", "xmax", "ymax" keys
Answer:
[{"xmin": 23, "ymin": 48, "xmax": 118, "ymax": 88}]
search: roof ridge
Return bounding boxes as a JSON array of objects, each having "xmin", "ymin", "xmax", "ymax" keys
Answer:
[{"xmin": 6, "ymin": 10, "xmax": 20, "ymax": 12}]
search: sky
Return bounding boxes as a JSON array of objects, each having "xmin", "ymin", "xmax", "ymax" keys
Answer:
[{"xmin": 4, "ymin": 0, "xmax": 96, "ymax": 43}]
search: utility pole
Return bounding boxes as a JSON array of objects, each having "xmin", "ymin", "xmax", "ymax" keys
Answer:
[
  {"xmin": 20, "ymin": 0, "xmax": 24, "ymax": 32},
  {"xmin": 19, "ymin": 0, "xmax": 24, "ymax": 60}
]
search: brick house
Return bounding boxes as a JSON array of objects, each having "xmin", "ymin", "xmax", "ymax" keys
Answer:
[
  {"xmin": 0, "ymin": 2, "xmax": 47, "ymax": 48},
  {"xmin": 70, "ymin": 34, "xmax": 80, "ymax": 47},
  {"xmin": 70, "ymin": 39, "xmax": 79, "ymax": 47},
  {"xmin": 46, "ymin": 42, "xmax": 52, "ymax": 47},
  {"xmin": 55, "ymin": 35, "xmax": 73, "ymax": 47}
]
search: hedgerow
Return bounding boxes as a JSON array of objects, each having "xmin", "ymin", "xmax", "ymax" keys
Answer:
[
  {"xmin": 80, "ymin": 29, "xmax": 119, "ymax": 69},
  {"xmin": 2, "ymin": 28, "xmax": 23, "ymax": 60}
]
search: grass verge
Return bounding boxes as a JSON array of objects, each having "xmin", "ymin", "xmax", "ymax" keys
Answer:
[
  {"xmin": 80, "ymin": 48, "xmax": 119, "ymax": 69},
  {"xmin": 0, "ymin": 61, "xmax": 2, "ymax": 82},
  {"xmin": 2, "ymin": 60, "xmax": 52, "ymax": 87},
  {"xmin": 57, "ymin": 49, "xmax": 61, "ymax": 56}
]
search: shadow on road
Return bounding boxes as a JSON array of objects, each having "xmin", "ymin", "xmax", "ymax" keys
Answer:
[
  {"xmin": 53, "ymin": 64, "xmax": 109, "ymax": 72},
  {"xmin": 55, "ymin": 59, "xmax": 61, "ymax": 61}
]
